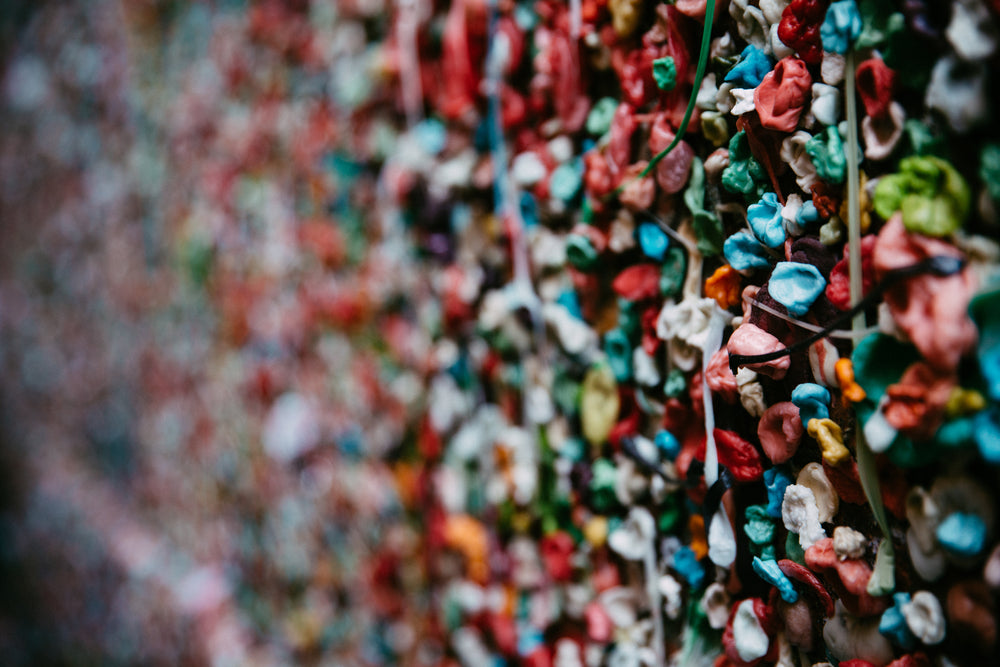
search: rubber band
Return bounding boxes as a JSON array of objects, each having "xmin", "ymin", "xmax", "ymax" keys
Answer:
[
  {"xmin": 728, "ymin": 255, "xmax": 967, "ymax": 375},
  {"xmin": 743, "ymin": 294, "xmax": 878, "ymax": 340}
]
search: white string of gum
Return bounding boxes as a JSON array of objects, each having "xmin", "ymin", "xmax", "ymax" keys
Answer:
[{"xmin": 845, "ymin": 49, "xmax": 894, "ymax": 596}]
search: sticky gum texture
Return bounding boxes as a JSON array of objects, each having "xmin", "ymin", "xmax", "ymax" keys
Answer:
[{"xmin": 4, "ymin": 1, "xmax": 1000, "ymax": 666}]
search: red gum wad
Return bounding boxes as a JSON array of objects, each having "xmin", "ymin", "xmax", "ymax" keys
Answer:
[{"xmin": 778, "ymin": 0, "xmax": 830, "ymax": 65}]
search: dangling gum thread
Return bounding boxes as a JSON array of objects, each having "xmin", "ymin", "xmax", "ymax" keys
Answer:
[
  {"xmin": 397, "ymin": 0, "xmax": 425, "ymax": 129},
  {"xmin": 846, "ymin": 49, "xmax": 895, "ymax": 597},
  {"xmin": 609, "ymin": 0, "xmax": 717, "ymax": 200},
  {"xmin": 485, "ymin": 0, "xmax": 549, "ymax": 417}
]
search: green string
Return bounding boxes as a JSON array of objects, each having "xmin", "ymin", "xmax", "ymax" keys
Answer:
[{"xmin": 610, "ymin": 0, "xmax": 716, "ymax": 198}]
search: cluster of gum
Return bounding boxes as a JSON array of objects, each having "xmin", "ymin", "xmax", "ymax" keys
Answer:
[{"xmin": 3, "ymin": 1, "xmax": 1000, "ymax": 666}]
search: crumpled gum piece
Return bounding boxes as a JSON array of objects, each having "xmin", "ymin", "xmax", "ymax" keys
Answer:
[
  {"xmin": 778, "ymin": 0, "xmax": 828, "ymax": 65},
  {"xmin": 855, "ymin": 56, "xmax": 896, "ymax": 120},
  {"xmin": 705, "ymin": 264, "xmax": 743, "ymax": 309},
  {"xmin": 608, "ymin": 0, "xmax": 643, "ymax": 37},
  {"xmin": 726, "ymin": 598, "xmax": 773, "ymax": 664},
  {"xmin": 711, "ymin": 428, "xmax": 765, "ymax": 482},
  {"xmin": 823, "ymin": 600, "xmax": 895, "ymax": 665},
  {"xmin": 881, "ymin": 361, "xmax": 956, "ymax": 440},
  {"xmin": 819, "ymin": 0, "xmax": 862, "ymax": 54},
  {"xmin": 833, "ymin": 526, "xmax": 867, "ymax": 561},
  {"xmin": 797, "ymin": 462, "xmax": 838, "ymax": 523},
  {"xmin": 807, "ymin": 417, "xmax": 850, "ymax": 466},
  {"xmin": 753, "ymin": 556, "xmax": 799, "ymax": 603},
  {"xmin": 727, "ymin": 322, "xmax": 791, "ymax": 379},
  {"xmin": 768, "ymin": 261, "xmax": 827, "ymax": 316},
  {"xmin": 754, "ymin": 56, "xmax": 812, "ymax": 132},
  {"xmin": 581, "ymin": 364, "xmax": 620, "ymax": 446},
  {"xmin": 901, "ymin": 591, "xmax": 946, "ymax": 645},
  {"xmin": 862, "ymin": 101, "xmax": 906, "ymax": 162},
  {"xmin": 701, "ymin": 582, "xmax": 731, "ymax": 629},
  {"xmin": 782, "ymin": 484, "xmax": 827, "ymax": 550},
  {"xmin": 724, "ymin": 230, "xmax": 774, "ymax": 273},
  {"xmin": 872, "ymin": 216, "xmax": 978, "ymax": 372},
  {"xmin": 649, "ymin": 113, "xmax": 695, "ymax": 194},
  {"xmin": 781, "ymin": 130, "xmax": 820, "ymax": 191},
  {"xmin": 873, "ymin": 156, "xmax": 971, "ymax": 237},
  {"xmin": 807, "ymin": 538, "xmax": 889, "ymax": 618},
  {"xmin": 758, "ymin": 402, "xmax": 804, "ymax": 463},
  {"xmin": 805, "ymin": 125, "xmax": 846, "ymax": 184},
  {"xmin": 748, "ymin": 192, "xmax": 787, "ymax": 248},
  {"xmin": 836, "ymin": 358, "xmax": 867, "ymax": 403}
]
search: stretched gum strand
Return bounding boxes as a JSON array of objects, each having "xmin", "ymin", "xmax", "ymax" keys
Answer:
[{"xmin": 846, "ymin": 47, "xmax": 895, "ymax": 596}]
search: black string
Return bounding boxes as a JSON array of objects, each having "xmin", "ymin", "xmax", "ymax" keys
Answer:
[{"xmin": 728, "ymin": 255, "xmax": 967, "ymax": 375}]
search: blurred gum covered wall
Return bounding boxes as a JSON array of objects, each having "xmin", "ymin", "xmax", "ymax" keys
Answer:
[{"xmin": 2, "ymin": 1, "xmax": 1000, "ymax": 666}]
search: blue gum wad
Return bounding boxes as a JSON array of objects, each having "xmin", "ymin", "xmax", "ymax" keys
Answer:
[
  {"xmin": 873, "ymin": 155, "xmax": 970, "ymax": 237},
  {"xmin": 652, "ymin": 56, "xmax": 677, "ymax": 91},
  {"xmin": 673, "ymin": 546, "xmax": 705, "ymax": 589},
  {"xmin": 936, "ymin": 512, "xmax": 987, "ymax": 557},
  {"xmin": 805, "ymin": 126, "xmax": 847, "ymax": 184},
  {"xmin": 974, "ymin": 408, "xmax": 1000, "ymax": 464},
  {"xmin": 753, "ymin": 556, "xmax": 799, "ymax": 603},
  {"xmin": 796, "ymin": 200, "xmax": 822, "ymax": 230},
  {"xmin": 550, "ymin": 159, "xmax": 584, "ymax": 202},
  {"xmin": 768, "ymin": 262, "xmax": 827, "ymax": 317},
  {"xmin": 724, "ymin": 45, "xmax": 773, "ymax": 88},
  {"xmin": 722, "ymin": 130, "xmax": 769, "ymax": 199},
  {"xmin": 792, "ymin": 383, "xmax": 831, "ymax": 425},
  {"xmin": 724, "ymin": 231, "xmax": 772, "ymax": 272},
  {"xmin": 656, "ymin": 429, "xmax": 681, "ymax": 460},
  {"xmin": 764, "ymin": 467, "xmax": 793, "ymax": 518},
  {"xmin": 821, "ymin": 0, "xmax": 863, "ymax": 54},
  {"xmin": 745, "ymin": 504, "xmax": 777, "ymax": 560},
  {"xmin": 748, "ymin": 192, "xmax": 786, "ymax": 248},
  {"xmin": 880, "ymin": 593, "xmax": 917, "ymax": 650},
  {"xmin": 603, "ymin": 328, "xmax": 633, "ymax": 382},
  {"xmin": 685, "ymin": 157, "xmax": 724, "ymax": 256},
  {"xmin": 638, "ymin": 222, "xmax": 670, "ymax": 261}
]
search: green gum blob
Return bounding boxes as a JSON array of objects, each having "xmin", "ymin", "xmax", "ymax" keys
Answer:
[
  {"xmin": 586, "ymin": 97, "xmax": 619, "ymax": 136},
  {"xmin": 805, "ymin": 126, "xmax": 846, "ymax": 185},
  {"xmin": 700, "ymin": 111, "xmax": 730, "ymax": 148},
  {"xmin": 590, "ymin": 458, "xmax": 619, "ymax": 513},
  {"xmin": 658, "ymin": 494, "xmax": 682, "ymax": 533},
  {"xmin": 566, "ymin": 233, "xmax": 600, "ymax": 271},
  {"xmin": 660, "ymin": 245, "xmax": 688, "ymax": 297},
  {"xmin": 855, "ymin": 0, "xmax": 895, "ymax": 49},
  {"xmin": 722, "ymin": 131, "xmax": 768, "ymax": 199},
  {"xmin": 873, "ymin": 155, "xmax": 970, "ymax": 236},
  {"xmin": 664, "ymin": 368, "xmax": 687, "ymax": 398},
  {"xmin": 785, "ymin": 531, "xmax": 806, "ymax": 564},
  {"xmin": 744, "ymin": 505, "xmax": 777, "ymax": 561},
  {"xmin": 685, "ymin": 157, "xmax": 724, "ymax": 257},
  {"xmin": 652, "ymin": 56, "xmax": 678, "ymax": 91}
]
